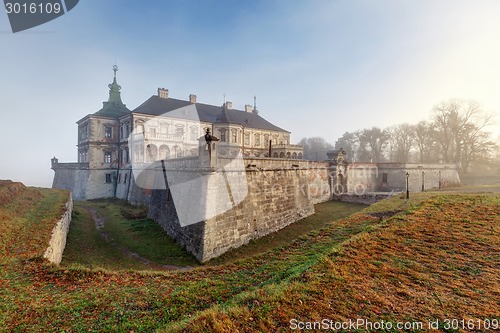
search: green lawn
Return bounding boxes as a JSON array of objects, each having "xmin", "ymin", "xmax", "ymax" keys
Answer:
[
  {"xmin": 62, "ymin": 199, "xmax": 367, "ymax": 269},
  {"xmin": 2, "ymin": 183, "xmax": 499, "ymax": 332},
  {"xmin": 62, "ymin": 200, "xmax": 199, "ymax": 270}
]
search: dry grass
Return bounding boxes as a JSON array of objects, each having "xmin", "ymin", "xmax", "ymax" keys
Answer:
[{"xmin": 1, "ymin": 186, "xmax": 499, "ymax": 332}]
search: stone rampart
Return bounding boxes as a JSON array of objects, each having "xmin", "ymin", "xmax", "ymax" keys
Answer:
[
  {"xmin": 147, "ymin": 156, "xmax": 461, "ymax": 262},
  {"xmin": 43, "ymin": 193, "xmax": 73, "ymax": 265},
  {"xmin": 148, "ymin": 157, "xmax": 327, "ymax": 262}
]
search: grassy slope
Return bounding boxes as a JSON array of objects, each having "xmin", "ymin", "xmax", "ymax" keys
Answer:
[
  {"xmin": 62, "ymin": 200, "xmax": 200, "ymax": 270},
  {"xmin": 1, "ymin": 189, "xmax": 499, "ymax": 332}
]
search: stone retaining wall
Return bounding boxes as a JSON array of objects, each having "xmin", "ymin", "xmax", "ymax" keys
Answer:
[{"xmin": 43, "ymin": 194, "xmax": 73, "ymax": 265}]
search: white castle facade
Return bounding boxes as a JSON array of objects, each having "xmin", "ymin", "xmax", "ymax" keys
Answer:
[{"xmin": 51, "ymin": 67, "xmax": 303, "ymax": 201}]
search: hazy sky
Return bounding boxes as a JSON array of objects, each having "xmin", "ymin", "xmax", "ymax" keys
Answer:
[{"xmin": 1, "ymin": 0, "xmax": 500, "ymax": 187}]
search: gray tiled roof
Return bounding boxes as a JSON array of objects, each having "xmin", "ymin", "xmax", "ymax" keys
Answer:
[{"xmin": 132, "ymin": 95, "xmax": 289, "ymax": 133}]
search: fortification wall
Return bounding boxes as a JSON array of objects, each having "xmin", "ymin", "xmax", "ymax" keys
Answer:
[
  {"xmin": 148, "ymin": 189, "xmax": 206, "ymax": 259},
  {"xmin": 84, "ymin": 169, "xmax": 115, "ymax": 199},
  {"xmin": 148, "ymin": 158, "xmax": 324, "ymax": 262},
  {"xmin": 43, "ymin": 193, "xmax": 73, "ymax": 265},
  {"xmin": 52, "ymin": 166, "xmax": 89, "ymax": 200},
  {"xmin": 347, "ymin": 163, "xmax": 461, "ymax": 194}
]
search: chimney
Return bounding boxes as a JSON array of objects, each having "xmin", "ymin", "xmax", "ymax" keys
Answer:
[
  {"xmin": 245, "ymin": 104, "xmax": 252, "ymax": 113},
  {"xmin": 158, "ymin": 88, "xmax": 169, "ymax": 99},
  {"xmin": 189, "ymin": 94, "xmax": 197, "ymax": 104},
  {"xmin": 225, "ymin": 101, "xmax": 233, "ymax": 109}
]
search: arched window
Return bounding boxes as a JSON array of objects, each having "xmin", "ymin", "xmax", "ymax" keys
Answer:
[
  {"xmin": 159, "ymin": 145, "xmax": 170, "ymax": 160},
  {"xmin": 146, "ymin": 144, "xmax": 158, "ymax": 162}
]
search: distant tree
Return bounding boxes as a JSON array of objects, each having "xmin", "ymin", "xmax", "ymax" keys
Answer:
[
  {"xmin": 298, "ymin": 137, "xmax": 334, "ymax": 161},
  {"xmin": 357, "ymin": 127, "xmax": 390, "ymax": 162},
  {"xmin": 331, "ymin": 99, "xmax": 497, "ymax": 170},
  {"xmin": 431, "ymin": 99, "xmax": 495, "ymax": 173},
  {"xmin": 334, "ymin": 131, "xmax": 357, "ymax": 161},
  {"xmin": 387, "ymin": 124, "xmax": 414, "ymax": 162},
  {"xmin": 354, "ymin": 130, "xmax": 371, "ymax": 162},
  {"xmin": 412, "ymin": 121, "xmax": 438, "ymax": 163}
]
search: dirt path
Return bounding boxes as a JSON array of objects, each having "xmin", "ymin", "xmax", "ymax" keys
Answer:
[{"xmin": 83, "ymin": 206, "xmax": 191, "ymax": 271}]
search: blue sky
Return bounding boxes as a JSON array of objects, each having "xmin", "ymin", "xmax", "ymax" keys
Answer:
[{"xmin": 1, "ymin": 0, "xmax": 500, "ymax": 187}]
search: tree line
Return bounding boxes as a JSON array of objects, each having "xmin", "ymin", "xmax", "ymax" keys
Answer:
[{"xmin": 300, "ymin": 99, "xmax": 498, "ymax": 174}]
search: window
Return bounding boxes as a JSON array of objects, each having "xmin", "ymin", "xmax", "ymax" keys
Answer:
[
  {"xmin": 104, "ymin": 151, "xmax": 112, "ymax": 164},
  {"xmin": 125, "ymin": 148, "xmax": 129, "ymax": 163},
  {"xmin": 117, "ymin": 173, "xmax": 121, "ymax": 183},
  {"xmin": 125, "ymin": 123, "xmax": 130, "ymax": 137},
  {"xmin": 176, "ymin": 126, "xmax": 184, "ymax": 136},
  {"xmin": 382, "ymin": 173, "xmax": 388, "ymax": 183},
  {"xmin": 105, "ymin": 173, "xmax": 112, "ymax": 183},
  {"xmin": 231, "ymin": 130, "xmax": 238, "ymax": 143},
  {"xmin": 190, "ymin": 127, "xmax": 198, "ymax": 141},
  {"xmin": 220, "ymin": 129, "xmax": 226, "ymax": 142},
  {"xmin": 136, "ymin": 122, "xmax": 144, "ymax": 133},
  {"xmin": 120, "ymin": 126, "xmax": 123, "ymax": 139},
  {"xmin": 104, "ymin": 126, "xmax": 112, "ymax": 138},
  {"xmin": 160, "ymin": 123, "xmax": 168, "ymax": 134},
  {"xmin": 150, "ymin": 127, "xmax": 156, "ymax": 138},
  {"xmin": 124, "ymin": 173, "xmax": 128, "ymax": 184},
  {"xmin": 255, "ymin": 133, "xmax": 260, "ymax": 146},
  {"xmin": 244, "ymin": 133, "xmax": 250, "ymax": 146}
]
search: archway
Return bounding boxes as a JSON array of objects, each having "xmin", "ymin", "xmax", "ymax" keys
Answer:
[
  {"xmin": 146, "ymin": 144, "xmax": 158, "ymax": 162},
  {"xmin": 159, "ymin": 145, "xmax": 170, "ymax": 160}
]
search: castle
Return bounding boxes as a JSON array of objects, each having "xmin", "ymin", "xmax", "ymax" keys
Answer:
[
  {"xmin": 52, "ymin": 67, "xmax": 460, "ymax": 262},
  {"xmin": 51, "ymin": 66, "xmax": 303, "ymax": 201}
]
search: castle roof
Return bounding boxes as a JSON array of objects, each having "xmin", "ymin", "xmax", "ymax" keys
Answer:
[
  {"xmin": 93, "ymin": 66, "xmax": 131, "ymax": 118},
  {"xmin": 132, "ymin": 95, "xmax": 289, "ymax": 133}
]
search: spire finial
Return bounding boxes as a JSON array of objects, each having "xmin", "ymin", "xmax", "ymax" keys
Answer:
[
  {"xmin": 253, "ymin": 95, "xmax": 259, "ymax": 115},
  {"xmin": 108, "ymin": 64, "xmax": 122, "ymax": 104}
]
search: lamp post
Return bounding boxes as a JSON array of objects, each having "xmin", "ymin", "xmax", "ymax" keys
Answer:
[
  {"xmin": 406, "ymin": 172, "xmax": 410, "ymax": 199},
  {"xmin": 421, "ymin": 171, "xmax": 425, "ymax": 192}
]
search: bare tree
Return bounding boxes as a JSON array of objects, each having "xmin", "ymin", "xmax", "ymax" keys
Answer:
[
  {"xmin": 387, "ymin": 123, "xmax": 414, "ymax": 162},
  {"xmin": 412, "ymin": 121, "xmax": 437, "ymax": 163},
  {"xmin": 431, "ymin": 99, "xmax": 495, "ymax": 173},
  {"xmin": 331, "ymin": 99, "xmax": 497, "ymax": 171}
]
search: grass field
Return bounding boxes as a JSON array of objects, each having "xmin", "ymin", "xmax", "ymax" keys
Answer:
[{"xmin": 1, "ymin": 182, "xmax": 499, "ymax": 332}]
